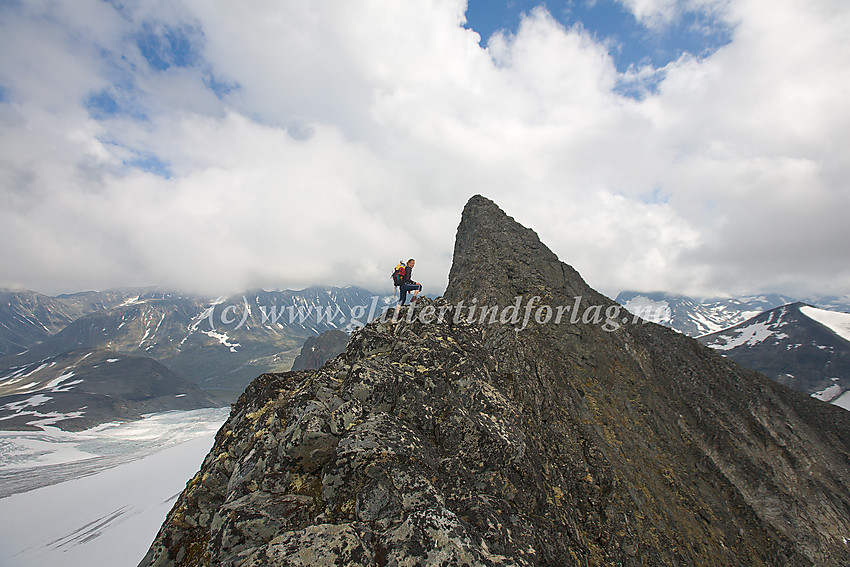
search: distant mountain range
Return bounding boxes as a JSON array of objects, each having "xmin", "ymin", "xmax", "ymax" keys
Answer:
[
  {"xmin": 698, "ymin": 303, "xmax": 850, "ymax": 410},
  {"xmin": 1, "ymin": 286, "xmax": 387, "ymax": 388},
  {"xmin": 0, "ymin": 348, "xmax": 216, "ymax": 431},
  {"xmin": 616, "ymin": 291, "xmax": 850, "ymax": 411},
  {"xmin": 615, "ymin": 290, "xmax": 850, "ymax": 337},
  {"xmin": 0, "ymin": 287, "xmax": 188, "ymax": 357},
  {"xmin": 0, "ymin": 286, "xmax": 390, "ymax": 430},
  {"xmin": 8, "ymin": 283, "xmax": 848, "ymax": 429}
]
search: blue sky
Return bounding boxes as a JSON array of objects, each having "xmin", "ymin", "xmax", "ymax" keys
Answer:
[
  {"xmin": 466, "ymin": 0, "xmax": 732, "ymax": 72},
  {"xmin": 1, "ymin": 0, "xmax": 849, "ymax": 299}
]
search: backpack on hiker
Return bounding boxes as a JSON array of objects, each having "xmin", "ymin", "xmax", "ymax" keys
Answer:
[{"xmin": 391, "ymin": 261, "xmax": 406, "ymax": 287}]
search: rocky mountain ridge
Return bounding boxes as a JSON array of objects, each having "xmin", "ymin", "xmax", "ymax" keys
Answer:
[
  {"xmin": 0, "ymin": 289, "xmax": 85, "ymax": 356},
  {"xmin": 141, "ymin": 196, "xmax": 850, "ymax": 566}
]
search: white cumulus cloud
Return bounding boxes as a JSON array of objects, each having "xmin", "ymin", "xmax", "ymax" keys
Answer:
[{"xmin": 0, "ymin": 0, "xmax": 848, "ymax": 300}]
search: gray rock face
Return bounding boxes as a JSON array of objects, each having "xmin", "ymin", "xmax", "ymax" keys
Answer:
[
  {"xmin": 141, "ymin": 195, "xmax": 850, "ymax": 566},
  {"xmin": 291, "ymin": 329, "xmax": 350, "ymax": 372}
]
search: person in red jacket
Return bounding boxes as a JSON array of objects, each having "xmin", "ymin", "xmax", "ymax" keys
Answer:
[{"xmin": 395, "ymin": 258, "xmax": 421, "ymax": 317}]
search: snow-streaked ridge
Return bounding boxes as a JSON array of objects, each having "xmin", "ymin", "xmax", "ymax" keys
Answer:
[
  {"xmin": 706, "ymin": 320, "xmax": 775, "ymax": 351},
  {"xmin": 704, "ymin": 307, "xmax": 790, "ymax": 351}
]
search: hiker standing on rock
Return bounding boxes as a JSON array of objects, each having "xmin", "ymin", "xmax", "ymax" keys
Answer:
[{"xmin": 394, "ymin": 258, "xmax": 422, "ymax": 316}]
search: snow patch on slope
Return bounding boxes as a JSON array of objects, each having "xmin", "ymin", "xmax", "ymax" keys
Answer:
[
  {"xmin": 800, "ymin": 306, "xmax": 850, "ymax": 343},
  {"xmin": 1, "ymin": 394, "xmax": 52, "ymax": 413},
  {"xmin": 812, "ymin": 384, "xmax": 843, "ymax": 403},
  {"xmin": 119, "ymin": 296, "xmax": 143, "ymax": 307},
  {"xmin": 832, "ymin": 391, "xmax": 850, "ymax": 412},
  {"xmin": 706, "ymin": 321, "xmax": 777, "ymax": 351},
  {"xmin": 201, "ymin": 330, "xmax": 240, "ymax": 353},
  {"xmin": 44, "ymin": 372, "xmax": 83, "ymax": 393}
]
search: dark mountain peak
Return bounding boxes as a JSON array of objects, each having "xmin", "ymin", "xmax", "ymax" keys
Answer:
[
  {"xmin": 446, "ymin": 195, "xmax": 601, "ymax": 308},
  {"xmin": 290, "ymin": 329, "xmax": 349, "ymax": 371}
]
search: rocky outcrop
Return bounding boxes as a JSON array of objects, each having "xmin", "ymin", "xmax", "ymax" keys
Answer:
[
  {"xmin": 141, "ymin": 195, "xmax": 850, "ymax": 566},
  {"xmin": 291, "ymin": 329, "xmax": 350, "ymax": 371}
]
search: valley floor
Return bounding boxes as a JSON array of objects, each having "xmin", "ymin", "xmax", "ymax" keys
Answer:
[{"xmin": 0, "ymin": 407, "xmax": 229, "ymax": 567}]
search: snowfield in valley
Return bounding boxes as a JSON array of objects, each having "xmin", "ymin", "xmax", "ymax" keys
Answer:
[{"xmin": 0, "ymin": 407, "xmax": 229, "ymax": 567}]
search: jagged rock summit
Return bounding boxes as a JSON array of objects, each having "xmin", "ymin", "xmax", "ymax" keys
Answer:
[
  {"xmin": 446, "ymin": 195, "xmax": 604, "ymax": 308},
  {"xmin": 141, "ymin": 195, "xmax": 850, "ymax": 566}
]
